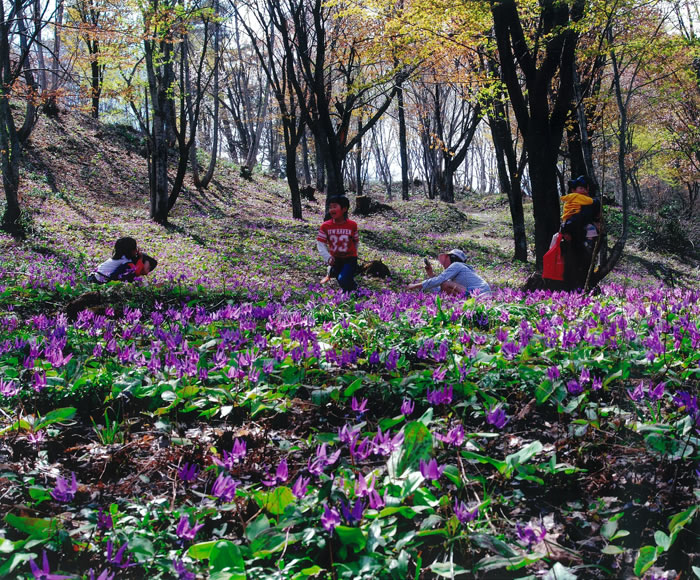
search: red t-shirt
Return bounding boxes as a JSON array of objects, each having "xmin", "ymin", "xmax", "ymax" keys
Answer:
[{"xmin": 317, "ymin": 218, "xmax": 359, "ymax": 258}]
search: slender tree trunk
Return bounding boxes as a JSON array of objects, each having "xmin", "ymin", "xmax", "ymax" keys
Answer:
[
  {"xmin": 397, "ymin": 83, "xmax": 409, "ymax": 200},
  {"xmin": 301, "ymin": 131, "xmax": 312, "ymax": 185}
]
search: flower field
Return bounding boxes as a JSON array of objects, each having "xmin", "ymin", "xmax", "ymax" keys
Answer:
[{"xmin": 0, "ymin": 120, "xmax": 698, "ymax": 579}]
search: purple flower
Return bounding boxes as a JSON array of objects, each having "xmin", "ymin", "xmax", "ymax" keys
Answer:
[
  {"xmin": 321, "ymin": 503, "xmax": 341, "ymax": 533},
  {"xmin": 628, "ymin": 383, "xmax": 645, "ymax": 402},
  {"xmin": 579, "ymin": 367, "xmax": 591, "ymax": 383},
  {"xmin": 349, "ymin": 436, "xmax": 372, "ymax": 461},
  {"xmin": 372, "ymin": 427, "xmax": 404, "ymax": 456},
  {"xmin": 0, "ymin": 378, "xmax": 19, "ymax": 397},
  {"xmin": 515, "ymin": 521, "xmax": 547, "ymax": 548},
  {"xmin": 368, "ymin": 488, "xmax": 385, "ymax": 509},
  {"xmin": 385, "ymin": 348, "xmax": 399, "ymax": 371},
  {"xmin": 263, "ymin": 459, "xmax": 289, "ymax": 486},
  {"xmin": 177, "ymin": 462, "xmax": 200, "ymax": 483},
  {"xmin": 501, "ymin": 341, "xmax": 520, "ymax": 360},
  {"xmin": 369, "ymin": 350, "xmax": 380, "ymax": 365},
  {"xmin": 567, "ymin": 379, "xmax": 583, "ymax": 395},
  {"xmin": 486, "ymin": 405, "xmax": 509, "ymax": 429},
  {"xmin": 648, "ymin": 381, "xmax": 665, "ymax": 401},
  {"xmin": 96, "ymin": 508, "xmax": 113, "ymax": 531},
  {"xmin": 308, "ymin": 444, "xmax": 341, "ymax": 476},
  {"xmin": 29, "ymin": 551, "xmax": 72, "ymax": 579},
  {"xmin": 400, "ymin": 398, "xmax": 415, "ymax": 417},
  {"xmin": 211, "ymin": 473, "xmax": 238, "ymax": 502},
  {"xmin": 419, "ymin": 458, "xmax": 444, "ymax": 482},
  {"xmin": 172, "ymin": 559, "xmax": 195, "ymax": 580},
  {"xmin": 340, "ymin": 498, "xmax": 365, "ymax": 524},
  {"xmin": 592, "ymin": 376, "xmax": 603, "ymax": 391},
  {"xmin": 51, "ymin": 473, "xmax": 78, "ymax": 503},
  {"xmin": 351, "ymin": 396, "xmax": 368, "ymax": 415},
  {"xmin": 176, "ymin": 515, "xmax": 204, "ymax": 541},
  {"xmin": 426, "ymin": 385, "xmax": 453, "ymax": 406},
  {"xmin": 106, "ymin": 540, "xmax": 134, "ymax": 569},
  {"xmin": 432, "ymin": 366, "xmax": 447, "ymax": 382},
  {"xmin": 436, "ymin": 424, "xmax": 465, "ymax": 446},
  {"xmin": 454, "ymin": 499, "xmax": 478, "ymax": 525},
  {"xmin": 546, "ymin": 366, "xmax": 560, "ymax": 381},
  {"xmin": 212, "ymin": 439, "xmax": 247, "ymax": 469},
  {"xmin": 292, "ymin": 475, "xmax": 310, "ymax": 498},
  {"xmin": 27, "ymin": 430, "xmax": 45, "ymax": 446}
]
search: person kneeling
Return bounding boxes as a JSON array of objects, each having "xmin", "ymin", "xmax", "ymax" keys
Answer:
[{"xmin": 407, "ymin": 249, "xmax": 491, "ymax": 297}]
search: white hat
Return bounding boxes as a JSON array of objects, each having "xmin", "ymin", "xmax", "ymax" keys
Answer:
[{"xmin": 446, "ymin": 249, "xmax": 467, "ymax": 262}]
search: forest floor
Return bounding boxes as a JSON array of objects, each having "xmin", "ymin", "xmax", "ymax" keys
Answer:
[{"xmin": 0, "ymin": 111, "xmax": 697, "ymax": 580}]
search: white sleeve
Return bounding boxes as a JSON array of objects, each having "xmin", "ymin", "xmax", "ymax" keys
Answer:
[{"xmin": 317, "ymin": 240, "xmax": 331, "ymax": 263}]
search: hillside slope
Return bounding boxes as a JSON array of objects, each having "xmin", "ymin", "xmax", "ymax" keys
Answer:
[{"xmin": 2, "ymin": 110, "xmax": 698, "ymax": 293}]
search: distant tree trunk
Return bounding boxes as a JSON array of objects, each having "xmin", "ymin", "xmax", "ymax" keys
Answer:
[
  {"xmin": 191, "ymin": 3, "xmax": 220, "ymax": 189},
  {"xmin": 355, "ymin": 116, "xmax": 363, "ymax": 196},
  {"xmin": 315, "ymin": 138, "xmax": 326, "ymax": 192},
  {"xmin": 397, "ymin": 82, "xmax": 409, "ymax": 201},
  {"xmin": 0, "ymin": 0, "xmax": 43, "ymax": 236},
  {"xmin": 50, "ymin": 0, "xmax": 63, "ymax": 92},
  {"xmin": 301, "ymin": 131, "xmax": 312, "ymax": 185}
]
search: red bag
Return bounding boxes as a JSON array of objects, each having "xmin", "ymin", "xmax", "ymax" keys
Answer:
[{"xmin": 543, "ymin": 233, "xmax": 565, "ymax": 281}]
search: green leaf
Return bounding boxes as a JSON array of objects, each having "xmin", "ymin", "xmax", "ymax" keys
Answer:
[
  {"xmin": 461, "ymin": 450, "xmax": 507, "ymax": 474},
  {"xmin": 601, "ymin": 545, "xmax": 624, "ymax": 555},
  {"xmin": 343, "ymin": 377, "xmax": 363, "ymax": 397},
  {"xmin": 654, "ymin": 530, "xmax": 671, "ymax": 552},
  {"xmin": 188, "ymin": 541, "xmax": 218, "ymax": 560},
  {"xmin": 250, "ymin": 530, "xmax": 292, "ymax": 557},
  {"xmin": 4, "ymin": 514, "xmax": 55, "ymax": 539},
  {"xmin": 430, "ymin": 561, "xmax": 472, "ymax": 577},
  {"xmin": 669, "ymin": 505, "xmax": 697, "ymax": 535},
  {"xmin": 535, "ymin": 380, "xmax": 555, "ymax": 404},
  {"xmin": 543, "ymin": 563, "xmax": 578, "ymax": 580},
  {"xmin": 255, "ymin": 487, "xmax": 294, "ymax": 515},
  {"xmin": 634, "ymin": 546, "xmax": 658, "ymax": 577},
  {"xmin": 335, "ymin": 525, "xmax": 367, "ymax": 553},
  {"xmin": 505, "ymin": 441, "xmax": 543, "ymax": 472},
  {"xmin": 397, "ymin": 422, "xmax": 433, "ymax": 476},
  {"xmin": 245, "ymin": 514, "xmax": 270, "ymax": 541},
  {"xmin": 601, "ymin": 520, "xmax": 618, "ymax": 540},
  {"xmin": 692, "ymin": 566, "xmax": 700, "ymax": 579},
  {"xmin": 209, "ymin": 540, "xmax": 246, "ymax": 578}
]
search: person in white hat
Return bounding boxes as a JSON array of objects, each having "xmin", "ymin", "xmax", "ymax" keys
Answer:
[{"xmin": 407, "ymin": 249, "xmax": 491, "ymax": 297}]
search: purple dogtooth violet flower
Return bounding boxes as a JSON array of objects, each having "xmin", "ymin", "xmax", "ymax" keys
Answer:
[
  {"xmin": 592, "ymin": 375, "xmax": 603, "ymax": 391},
  {"xmin": 567, "ymin": 379, "xmax": 583, "ymax": 395},
  {"xmin": 432, "ymin": 366, "xmax": 447, "ymax": 382},
  {"xmin": 436, "ymin": 424, "xmax": 465, "ymax": 447},
  {"xmin": 176, "ymin": 515, "xmax": 204, "ymax": 541},
  {"xmin": 51, "ymin": 472, "xmax": 78, "ymax": 503},
  {"xmin": 349, "ymin": 436, "xmax": 372, "ymax": 462},
  {"xmin": 579, "ymin": 367, "xmax": 591, "ymax": 384},
  {"xmin": 516, "ymin": 521, "xmax": 547, "ymax": 548},
  {"xmin": 0, "ymin": 378, "xmax": 19, "ymax": 397},
  {"xmin": 211, "ymin": 473, "xmax": 238, "ymax": 502},
  {"xmin": 96, "ymin": 508, "xmax": 113, "ymax": 531},
  {"xmin": 292, "ymin": 475, "xmax": 310, "ymax": 498},
  {"xmin": 372, "ymin": 427, "xmax": 404, "ymax": 456},
  {"xmin": 340, "ymin": 498, "xmax": 366, "ymax": 525},
  {"xmin": 648, "ymin": 381, "xmax": 666, "ymax": 401},
  {"xmin": 177, "ymin": 462, "xmax": 200, "ymax": 483},
  {"xmin": 88, "ymin": 568, "xmax": 115, "ymax": 580},
  {"xmin": 351, "ymin": 396, "xmax": 368, "ymax": 415},
  {"xmin": 426, "ymin": 385, "xmax": 453, "ymax": 406},
  {"xmin": 385, "ymin": 347, "xmax": 399, "ymax": 371},
  {"xmin": 263, "ymin": 458, "xmax": 289, "ymax": 486},
  {"xmin": 419, "ymin": 458, "xmax": 445, "ymax": 482},
  {"xmin": 321, "ymin": 503, "xmax": 341, "ymax": 533},
  {"xmin": 401, "ymin": 398, "xmax": 415, "ymax": 417},
  {"xmin": 454, "ymin": 499, "xmax": 479, "ymax": 525},
  {"xmin": 628, "ymin": 382, "xmax": 645, "ymax": 402},
  {"xmin": 547, "ymin": 366, "xmax": 560, "ymax": 381},
  {"xmin": 486, "ymin": 405, "xmax": 509, "ymax": 429},
  {"xmin": 106, "ymin": 540, "xmax": 135, "ymax": 569},
  {"xmin": 308, "ymin": 444, "xmax": 341, "ymax": 476},
  {"xmin": 172, "ymin": 559, "xmax": 195, "ymax": 580},
  {"xmin": 338, "ymin": 423, "xmax": 361, "ymax": 445},
  {"xmin": 29, "ymin": 550, "xmax": 72, "ymax": 579}
]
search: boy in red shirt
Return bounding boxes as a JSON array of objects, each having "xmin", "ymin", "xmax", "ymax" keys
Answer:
[{"xmin": 316, "ymin": 196, "xmax": 359, "ymax": 291}]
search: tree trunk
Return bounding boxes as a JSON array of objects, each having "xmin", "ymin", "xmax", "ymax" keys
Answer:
[
  {"xmin": 397, "ymin": 83, "xmax": 409, "ymax": 201},
  {"xmin": 301, "ymin": 131, "xmax": 312, "ymax": 185}
]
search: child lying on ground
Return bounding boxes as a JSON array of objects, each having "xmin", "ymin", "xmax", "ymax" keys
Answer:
[{"xmin": 88, "ymin": 237, "xmax": 157, "ymax": 284}]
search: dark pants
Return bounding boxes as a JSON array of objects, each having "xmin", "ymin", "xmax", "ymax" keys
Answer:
[
  {"xmin": 562, "ymin": 237, "xmax": 595, "ymax": 291},
  {"xmin": 331, "ymin": 257, "xmax": 358, "ymax": 292}
]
